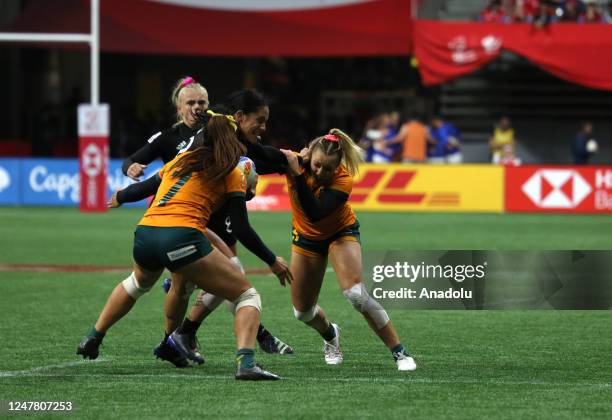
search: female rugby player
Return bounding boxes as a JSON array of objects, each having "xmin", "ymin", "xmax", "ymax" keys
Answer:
[
  {"xmin": 77, "ymin": 114, "xmax": 281, "ymax": 380},
  {"xmin": 280, "ymin": 129, "xmax": 417, "ymax": 371}
]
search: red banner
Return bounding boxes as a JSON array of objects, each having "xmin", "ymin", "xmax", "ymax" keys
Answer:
[
  {"xmin": 5, "ymin": 0, "xmax": 412, "ymax": 56},
  {"xmin": 505, "ymin": 166, "xmax": 612, "ymax": 213},
  {"xmin": 78, "ymin": 104, "xmax": 110, "ymax": 213},
  {"xmin": 413, "ymin": 20, "xmax": 612, "ymax": 91}
]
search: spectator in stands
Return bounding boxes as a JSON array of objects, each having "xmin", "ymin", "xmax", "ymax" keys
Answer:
[
  {"xmin": 479, "ymin": 0, "xmax": 512, "ymax": 23},
  {"xmin": 561, "ymin": 0, "xmax": 582, "ymax": 21},
  {"xmin": 360, "ymin": 114, "xmax": 394, "ymax": 163},
  {"xmin": 442, "ymin": 120, "xmax": 463, "ymax": 164},
  {"xmin": 534, "ymin": 0, "xmax": 558, "ymax": 27},
  {"xmin": 489, "ymin": 116, "xmax": 516, "ymax": 163},
  {"xmin": 385, "ymin": 111, "xmax": 403, "ymax": 162},
  {"xmin": 514, "ymin": 0, "xmax": 541, "ymax": 23},
  {"xmin": 571, "ymin": 121, "xmax": 598, "ymax": 164},
  {"xmin": 392, "ymin": 114, "xmax": 429, "ymax": 163},
  {"xmin": 579, "ymin": 1, "xmax": 604, "ymax": 23},
  {"xmin": 499, "ymin": 144, "xmax": 522, "ymax": 166},
  {"xmin": 428, "ymin": 117, "xmax": 462, "ymax": 164},
  {"xmin": 427, "ymin": 117, "xmax": 447, "ymax": 164}
]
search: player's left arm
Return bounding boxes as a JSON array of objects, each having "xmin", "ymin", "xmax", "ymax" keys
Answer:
[
  {"xmin": 110, "ymin": 172, "xmax": 162, "ymax": 207},
  {"xmin": 293, "ymin": 177, "xmax": 349, "ymax": 222}
]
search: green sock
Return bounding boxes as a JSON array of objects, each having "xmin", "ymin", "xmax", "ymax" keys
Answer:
[
  {"xmin": 87, "ymin": 327, "xmax": 105, "ymax": 340},
  {"xmin": 320, "ymin": 323, "xmax": 336, "ymax": 342},
  {"xmin": 391, "ymin": 344, "xmax": 407, "ymax": 357},
  {"xmin": 236, "ymin": 348, "xmax": 255, "ymax": 369}
]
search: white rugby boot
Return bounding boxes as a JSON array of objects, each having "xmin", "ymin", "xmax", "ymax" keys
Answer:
[
  {"xmin": 323, "ymin": 323, "xmax": 343, "ymax": 365},
  {"xmin": 394, "ymin": 352, "xmax": 417, "ymax": 371}
]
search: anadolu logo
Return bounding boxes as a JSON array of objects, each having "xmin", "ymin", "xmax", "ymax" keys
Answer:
[
  {"xmin": 522, "ymin": 170, "xmax": 592, "ymax": 208},
  {"xmin": 0, "ymin": 166, "xmax": 10, "ymax": 192}
]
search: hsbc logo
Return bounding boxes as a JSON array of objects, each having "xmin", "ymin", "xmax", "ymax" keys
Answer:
[
  {"xmin": 522, "ymin": 170, "xmax": 592, "ymax": 208},
  {"xmin": 82, "ymin": 143, "xmax": 103, "ymax": 177}
]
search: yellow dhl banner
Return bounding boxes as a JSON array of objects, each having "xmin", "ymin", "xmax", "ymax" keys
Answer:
[{"xmin": 251, "ymin": 164, "xmax": 504, "ymax": 213}]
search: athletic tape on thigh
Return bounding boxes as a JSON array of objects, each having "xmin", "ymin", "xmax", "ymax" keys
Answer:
[
  {"xmin": 233, "ymin": 287, "xmax": 261, "ymax": 313},
  {"xmin": 230, "ymin": 256, "xmax": 245, "ymax": 274},
  {"xmin": 121, "ymin": 272, "xmax": 152, "ymax": 299},
  {"xmin": 342, "ymin": 283, "xmax": 389, "ymax": 329},
  {"xmin": 198, "ymin": 292, "xmax": 225, "ymax": 312},
  {"xmin": 293, "ymin": 305, "xmax": 319, "ymax": 322}
]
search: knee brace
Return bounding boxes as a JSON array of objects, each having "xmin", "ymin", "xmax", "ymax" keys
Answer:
[
  {"xmin": 121, "ymin": 272, "xmax": 152, "ymax": 300},
  {"xmin": 293, "ymin": 305, "xmax": 319, "ymax": 323},
  {"xmin": 233, "ymin": 287, "xmax": 262, "ymax": 313},
  {"xmin": 196, "ymin": 291, "xmax": 224, "ymax": 312},
  {"xmin": 343, "ymin": 283, "xmax": 390, "ymax": 329}
]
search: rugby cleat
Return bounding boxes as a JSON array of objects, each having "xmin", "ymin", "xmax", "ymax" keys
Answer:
[
  {"xmin": 394, "ymin": 351, "xmax": 417, "ymax": 372},
  {"xmin": 76, "ymin": 336, "xmax": 102, "ymax": 360},
  {"xmin": 258, "ymin": 332, "xmax": 294, "ymax": 355},
  {"xmin": 235, "ymin": 364, "xmax": 281, "ymax": 381},
  {"xmin": 153, "ymin": 340, "xmax": 189, "ymax": 368},
  {"xmin": 323, "ymin": 323, "xmax": 343, "ymax": 365},
  {"xmin": 161, "ymin": 278, "xmax": 171, "ymax": 294},
  {"xmin": 168, "ymin": 331, "xmax": 205, "ymax": 365}
]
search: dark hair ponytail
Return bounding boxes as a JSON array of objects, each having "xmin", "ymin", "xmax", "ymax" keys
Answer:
[{"xmin": 170, "ymin": 115, "xmax": 246, "ymax": 182}]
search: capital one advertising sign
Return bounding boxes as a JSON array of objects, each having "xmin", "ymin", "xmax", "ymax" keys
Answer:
[
  {"xmin": 78, "ymin": 104, "xmax": 109, "ymax": 212},
  {"xmin": 505, "ymin": 166, "xmax": 612, "ymax": 213}
]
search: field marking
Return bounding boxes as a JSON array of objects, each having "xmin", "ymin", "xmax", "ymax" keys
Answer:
[
  {"xmin": 0, "ymin": 358, "xmax": 109, "ymax": 378},
  {"xmin": 0, "ymin": 263, "xmax": 335, "ymax": 276},
  {"xmin": 0, "ymin": 264, "xmax": 273, "ymax": 275},
  {"xmin": 2, "ymin": 368, "xmax": 610, "ymax": 389}
]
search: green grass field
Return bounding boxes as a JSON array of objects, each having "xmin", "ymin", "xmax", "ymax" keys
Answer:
[{"xmin": 1, "ymin": 208, "xmax": 611, "ymax": 419}]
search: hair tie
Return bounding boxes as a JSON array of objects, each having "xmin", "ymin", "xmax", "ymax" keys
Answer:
[
  {"xmin": 324, "ymin": 134, "xmax": 340, "ymax": 142},
  {"xmin": 180, "ymin": 76, "xmax": 196, "ymax": 88},
  {"xmin": 206, "ymin": 110, "xmax": 238, "ymax": 131}
]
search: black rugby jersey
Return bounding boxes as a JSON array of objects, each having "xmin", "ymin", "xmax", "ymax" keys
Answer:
[{"xmin": 121, "ymin": 123, "xmax": 198, "ymax": 175}]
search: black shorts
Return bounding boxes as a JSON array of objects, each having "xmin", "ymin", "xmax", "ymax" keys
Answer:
[
  {"xmin": 133, "ymin": 225, "xmax": 213, "ymax": 271},
  {"xmin": 207, "ymin": 211, "xmax": 237, "ymax": 247},
  {"xmin": 291, "ymin": 221, "xmax": 361, "ymax": 257}
]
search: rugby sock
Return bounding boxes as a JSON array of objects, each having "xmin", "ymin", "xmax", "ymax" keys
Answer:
[
  {"xmin": 256, "ymin": 324, "xmax": 270, "ymax": 340},
  {"xmin": 320, "ymin": 323, "xmax": 337, "ymax": 342},
  {"xmin": 391, "ymin": 344, "xmax": 408, "ymax": 360},
  {"xmin": 178, "ymin": 318, "xmax": 201, "ymax": 336},
  {"xmin": 236, "ymin": 348, "xmax": 255, "ymax": 369},
  {"xmin": 87, "ymin": 327, "xmax": 105, "ymax": 340}
]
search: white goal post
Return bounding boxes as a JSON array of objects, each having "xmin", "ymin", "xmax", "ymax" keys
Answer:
[{"xmin": 0, "ymin": 0, "xmax": 101, "ymax": 105}]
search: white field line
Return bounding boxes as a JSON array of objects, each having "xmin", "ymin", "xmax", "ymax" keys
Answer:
[
  {"xmin": 0, "ymin": 358, "xmax": 109, "ymax": 377},
  {"xmin": 1, "ymin": 366, "xmax": 610, "ymax": 389}
]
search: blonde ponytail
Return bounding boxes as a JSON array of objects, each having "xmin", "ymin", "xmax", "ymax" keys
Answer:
[{"xmin": 329, "ymin": 128, "xmax": 364, "ymax": 176}]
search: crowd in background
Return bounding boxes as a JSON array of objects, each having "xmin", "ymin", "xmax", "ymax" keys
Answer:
[
  {"xmin": 358, "ymin": 113, "xmax": 464, "ymax": 165},
  {"xmin": 479, "ymin": 0, "xmax": 612, "ymax": 24},
  {"xmin": 359, "ymin": 114, "xmax": 599, "ymax": 166}
]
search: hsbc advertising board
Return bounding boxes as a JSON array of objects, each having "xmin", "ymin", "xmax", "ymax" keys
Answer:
[{"xmin": 505, "ymin": 166, "xmax": 612, "ymax": 213}]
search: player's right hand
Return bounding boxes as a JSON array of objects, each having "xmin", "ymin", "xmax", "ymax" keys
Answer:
[
  {"xmin": 127, "ymin": 163, "xmax": 147, "ymax": 181},
  {"xmin": 108, "ymin": 192, "xmax": 121, "ymax": 208},
  {"xmin": 270, "ymin": 256, "xmax": 293, "ymax": 287}
]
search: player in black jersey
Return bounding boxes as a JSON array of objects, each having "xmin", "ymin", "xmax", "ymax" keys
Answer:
[
  {"xmin": 120, "ymin": 82, "xmax": 295, "ymax": 364},
  {"xmin": 122, "ymin": 76, "xmax": 207, "ymax": 181}
]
